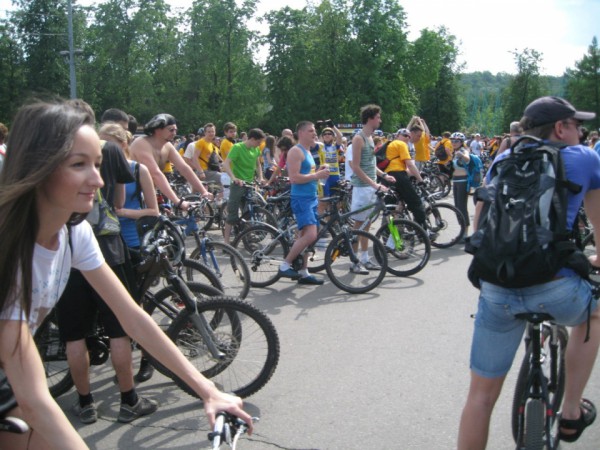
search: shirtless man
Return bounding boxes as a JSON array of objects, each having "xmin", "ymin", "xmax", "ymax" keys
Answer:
[{"xmin": 130, "ymin": 113, "xmax": 212, "ymax": 209}]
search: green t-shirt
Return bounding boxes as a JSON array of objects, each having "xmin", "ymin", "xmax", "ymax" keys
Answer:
[{"xmin": 227, "ymin": 142, "xmax": 261, "ymax": 181}]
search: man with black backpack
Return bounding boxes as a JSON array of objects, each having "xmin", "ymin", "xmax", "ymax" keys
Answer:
[{"xmin": 458, "ymin": 97, "xmax": 600, "ymax": 449}]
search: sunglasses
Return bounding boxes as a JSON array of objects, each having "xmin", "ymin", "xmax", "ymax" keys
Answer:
[{"xmin": 322, "ymin": 132, "xmax": 334, "ymax": 136}]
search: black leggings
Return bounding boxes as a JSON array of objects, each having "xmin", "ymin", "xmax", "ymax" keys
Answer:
[
  {"xmin": 452, "ymin": 176, "xmax": 470, "ymax": 227},
  {"xmin": 386, "ymin": 171, "xmax": 427, "ymax": 228}
]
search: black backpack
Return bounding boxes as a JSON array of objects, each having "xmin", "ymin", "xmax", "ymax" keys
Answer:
[
  {"xmin": 375, "ymin": 141, "xmax": 397, "ymax": 170},
  {"xmin": 465, "ymin": 135, "xmax": 590, "ymax": 288},
  {"xmin": 434, "ymin": 141, "xmax": 448, "ymax": 160}
]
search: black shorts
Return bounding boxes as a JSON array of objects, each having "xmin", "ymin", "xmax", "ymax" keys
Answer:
[{"xmin": 56, "ymin": 263, "xmax": 135, "ymax": 341}]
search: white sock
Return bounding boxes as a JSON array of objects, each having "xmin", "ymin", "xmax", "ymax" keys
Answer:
[
  {"xmin": 361, "ymin": 251, "xmax": 370, "ymax": 263},
  {"xmin": 299, "ymin": 268, "xmax": 309, "ymax": 277},
  {"xmin": 280, "ymin": 261, "xmax": 291, "ymax": 271}
]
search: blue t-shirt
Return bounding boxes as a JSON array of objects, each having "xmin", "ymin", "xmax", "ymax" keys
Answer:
[{"xmin": 291, "ymin": 144, "xmax": 317, "ymax": 198}]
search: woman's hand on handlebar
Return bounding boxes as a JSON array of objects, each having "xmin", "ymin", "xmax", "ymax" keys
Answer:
[{"xmin": 204, "ymin": 390, "xmax": 254, "ymax": 436}]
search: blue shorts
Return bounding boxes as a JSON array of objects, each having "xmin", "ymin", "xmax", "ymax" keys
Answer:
[
  {"xmin": 291, "ymin": 196, "xmax": 319, "ymax": 230},
  {"xmin": 323, "ymin": 175, "xmax": 340, "ymax": 197},
  {"xmin": 470, "ymin": 276, "xmax": 596, "ymax": 378}
]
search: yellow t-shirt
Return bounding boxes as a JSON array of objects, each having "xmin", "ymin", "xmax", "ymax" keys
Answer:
[
  {"xmin": 195, "ymin": 138, "xmax": 220, "ymax": 170},
  {"xmin": 414, "ymin": 134, "xmax": 431, "ymax": 162},
  {"xmin": 163, "ymin": 161, "xmax": 173, "ymax": 173},
  {"xmin": 435, "ymin": 138, "xmax": 454, "ymax": 164},
  {"xmin": 385, "ymin": 140, "xmax": 411, "ymax": 173},
  {"xmin": 220, "ymin": 138, "xmax": 235, "ymax": 161}
]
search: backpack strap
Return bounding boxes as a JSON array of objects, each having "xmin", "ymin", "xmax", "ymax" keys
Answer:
[{"xmin": 132, "ymin": 162, "xmax": 144, "ymax": 208}]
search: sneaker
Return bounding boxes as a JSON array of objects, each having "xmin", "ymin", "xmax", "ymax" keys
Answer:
[
  {"xmin": 117, "ymin": 397, "xmax": 158, "ymax": 423},
  {"xmin": 362, "ymin": 259, "xmax": 381, "ymax": 270},
  {"xmin": 278, "ymin": 267, "xmax": 300, "ymax": 279},
  {"xmin": 298, "ymin": 275, "xmax": 324, "ymax": 285},
  {"xmin": 134, "ymin": 359, "xmax": 154, "ymax": 383},
  {"xmin": 427, "ymin": 230, "xmax": 439, "ymax": 241},
  {"xmin": 350, "ymin": 262, "xmax": 369, "ymax": 275},
  {"xmin": 74, "ymin": 402, "xmax": 98, "ymax": 424}
]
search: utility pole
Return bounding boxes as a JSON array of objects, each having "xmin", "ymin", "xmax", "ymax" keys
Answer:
[{"xmin": 67, "ymin": 0, "xmax": 76, "ymax": 99}]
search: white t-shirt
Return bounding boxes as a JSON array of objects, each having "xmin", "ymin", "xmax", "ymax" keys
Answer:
[
  {"xmin": 0, "ymin": 221, "xmax": 104, "ymax": 334},
  {"xmin": 183, "ymin": 142, "xmax": 196, "ymax": 159},
  {"xmin": 344, "ymin": 144, "xmax": 354, "ymax": 181}
]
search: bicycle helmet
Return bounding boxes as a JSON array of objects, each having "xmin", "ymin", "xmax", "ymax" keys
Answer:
[{"xmin": 450, "ymin": 132, "xmax": 466, "ymax": 141}]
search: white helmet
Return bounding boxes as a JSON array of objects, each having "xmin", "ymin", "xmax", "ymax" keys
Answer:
[{"xmin": 450, "ymin": 132, "xmax": 465, "ymax": 141}]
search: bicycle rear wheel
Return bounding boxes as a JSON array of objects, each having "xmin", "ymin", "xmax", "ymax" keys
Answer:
[
  {"xmin": 375, "ymin": 218, "xmax": 430, "ymax": 276},
  {"xmin": 189, "ymin": 241, "xmax": 251, "ymax": 299},
  {"xmin": 511, "ymin": 324, "xmax": 567, "ymax": 445},
  {"xmin": 325, "ymin": 229, "xmax": 387, "ymax": 294},
  {"xmin": 232, "ymin": 224, "xmax": 289, "ymax": 288},
  {"xmin": 524, "ymin": 399, "xmax": 546, "ymax": 450},
  {"xmin": 149, "ymin": 297, "xmax": 280, "ymax": 398},
  {"xmin": 34, "ymin": 309, "xmax": 73, "ymax": 398},
  {"xmin": 427, "ymin": 203, "xmax": 466, "ymax": 248}
]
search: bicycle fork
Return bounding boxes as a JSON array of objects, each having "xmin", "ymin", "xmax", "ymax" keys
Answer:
[{"xmin": 168, "ymin": 276, "xmax": 226, "ymax": 360}]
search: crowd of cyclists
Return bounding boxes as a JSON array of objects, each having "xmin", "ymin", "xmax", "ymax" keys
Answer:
[{"xmin": 1, "ymin": 96, "xmax": 600, "ymax": 449}]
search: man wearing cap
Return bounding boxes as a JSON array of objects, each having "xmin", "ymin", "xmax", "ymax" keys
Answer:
[
  {"xmin": 458, "ymin": 96, "xmax": 600, "ymax": 449},
  {"xmin": 384, "ymin": 129, "xmax": 428, "ymax": 232},
  {"xmin": 318, "ymin": 124, "xmax": 343, "ymax": 197}
]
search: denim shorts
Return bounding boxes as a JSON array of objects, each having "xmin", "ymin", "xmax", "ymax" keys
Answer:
[
  {"xmin": 470, "ymin": 276, "xmax": 596, "ymax": 378},
  {"xmin": 291, "ymin": 196, "xmax": 319, "ymax": 230}
]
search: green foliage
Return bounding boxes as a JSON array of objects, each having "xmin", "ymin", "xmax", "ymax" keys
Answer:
[
  {"xmin": 501, "ymin": 48, "xmax": 547, "ymax": 130},
  {"xmin": 565, "ymin": 36, "xmax": 600, "ymax": 130},
  {"xmin": 0, "ymin": 0, "xmax": 594, "ymax": 139}
]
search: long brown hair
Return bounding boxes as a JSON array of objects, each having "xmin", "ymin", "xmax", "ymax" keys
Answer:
[{"xmin": 0, "ymin": 101, "xmax": 94, "ymax": 321}]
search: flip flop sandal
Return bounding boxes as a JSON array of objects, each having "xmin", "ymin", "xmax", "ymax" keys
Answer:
[{"xmin": 559, "ymin": 398, "xmax": 597, "ymax": 443}]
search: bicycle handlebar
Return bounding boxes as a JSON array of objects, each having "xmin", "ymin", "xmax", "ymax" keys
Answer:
[{"xmin": 208, "ymin": 412, "xmax": 257, "ymax": 449}]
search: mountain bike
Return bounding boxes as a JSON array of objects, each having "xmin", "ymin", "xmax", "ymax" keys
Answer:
[
  {"xmin": 171, "ymin": 202, "xmax": 251, "ymax": 299},
  {"xmin": 511, "ymin": 313, "xmax": 567, "ymax": 450},
  {"xmin": 36, "ymin": 217, "xmax": 279, "ymax": 399},
  {"xmin": 232, "ymin": 194, "xmax": 390, "ymax": 294}
]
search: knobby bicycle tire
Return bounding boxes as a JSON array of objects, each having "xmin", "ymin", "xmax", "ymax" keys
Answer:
[
  {"xmin": 143, "ymin": 282, "xmax": 224, "ymax": 331},
  {"xmin": 189, "ymin": 241, "xmax": 251, "ymax": 299},
  {"xmin": 375, "ymin": 218, "xmax": 431, "ymax": 277},
  {"xmin": 35, "ymin": 309, "xmax": 73, "ymax": 398},
  {"xmin": 524, "ymin": 399, "xmax": 546, "ymax": 450},
  {"xmin": 325, "ymin": 229, "xmax": 388, "ymax": 294},
  {"xmin": 232, "ymin": 223, "xmax": 289, "ymax": 288},
  {"xmin": 147, "ymin": 296, "xmax": 280, "ymax": 398},
  {"xmin": 427, "ymin": 203, "xmax": 466, "ymax": 248},
  {"xmin": 511, "ymin": 324, "xmax": 567, "ymax": 446},
  {"xmin": 181, "ymin": 258, "xmax": 224, "ymax": 292}
]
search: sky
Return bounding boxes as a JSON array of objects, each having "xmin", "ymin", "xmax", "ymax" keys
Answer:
[{"xmin": 1, "ymin": 0, "xmax": 598, "ymax": 75}]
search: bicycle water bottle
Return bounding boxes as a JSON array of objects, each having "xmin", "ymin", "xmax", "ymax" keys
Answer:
[{"xmin": 387, "ymin": 216, "xmax": 402, "ymax": 250}]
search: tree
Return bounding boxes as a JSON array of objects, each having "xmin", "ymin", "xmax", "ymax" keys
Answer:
[
  {"xmin": 179, "ymin": 0, "xmax": 265, "ymax": 132},
  {"xmin": 0, "ymin": 21, "xmax": 27, "ymax": 123},
  {"xmin": 502, "ymin": 48, "xmax": 547, "ymax": 129},
  {"xmin": 565, "ymin": 36, "xmax": 600, "ymax": 130},
  {"xmin": 412, "ymin": 27, "xmax": 463, "ymax": 135}
]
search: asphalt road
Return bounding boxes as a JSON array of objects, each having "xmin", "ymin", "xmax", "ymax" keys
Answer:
[{"xmin": 56, "ymin": 204, "xmax": 600, "ymax": 449}]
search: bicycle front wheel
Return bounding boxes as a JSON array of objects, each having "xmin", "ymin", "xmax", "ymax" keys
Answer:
[
  {"xmin": 427, "ymin": 203, "xmax": 466, "ymax": 248},
  {"xmin": 511, "ymin": 324, "xmax": 567, "ymax": 445},
  {"xmin": 376, "ymin": 218, "xmax": 430, "ymax": 277},
  {"xmin": 232, "ymin": 224, "xmax": 289, "ymax": 288},
  {"xmin": 181, "ymin": 258, "xmax": 224, "ymax": 292},
  {"xmin": 151, "ymin": 297, "xmax": 280, "ymax": 398},
  {"xmin": 189, "ymin": 242, "xmax": 251, "ymax": 299},
  {"xmin": 35, "ymin": 309, "xmax": 73, "ymax": 398},
  {"xmin": 325, "ymin": 229, "xmax": 387, "ymax": 294}
]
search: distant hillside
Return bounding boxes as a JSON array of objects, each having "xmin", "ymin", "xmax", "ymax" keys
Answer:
[{"xmin": 457, "ymin": 71, "xmax": 566, "ymax": 135}]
